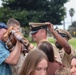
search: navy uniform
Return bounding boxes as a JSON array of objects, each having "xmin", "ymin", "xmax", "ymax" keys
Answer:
[{"xmin": 55, "ymin": 29, "xmax": 76, "ymax": 68}]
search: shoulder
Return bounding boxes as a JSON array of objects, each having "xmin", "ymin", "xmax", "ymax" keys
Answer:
[{"xmin": 0, "ymin": 40, "xmax": 10, "ymax": 54}]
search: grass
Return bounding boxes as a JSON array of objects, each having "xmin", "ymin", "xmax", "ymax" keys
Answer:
[
  {"xmin": 48, "ymin": 37, "xmax": 76, "ymax": 49},
  {"xmin": 69, "ymin": 38, "xmax": 76, "ymax": 49},
  {"xmin": 29, "ymin": 37, "xmax": 76, "ymax": 49}
]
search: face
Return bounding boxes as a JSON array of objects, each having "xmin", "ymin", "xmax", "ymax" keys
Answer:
[
  {"xmin": 55, "ymin": 37, "xmax": 68, "ymax": 50},
  {"xmin": 32, "ymin": 30, "xmax": 42, "ymax": 43},
  {"xmin": 55, "ymin": 41, "xmax": 62, "ymax": 49},
  {"xmin": 70, "ymin": 58, "xmax": 76, "ymax": 75},
  {"xmin": 13, "ymin": 25, "xmax": 20, "ymax": 31},
  {"xmin": 0, "ymin": 28, "xmax": 7, "ymax": 40},
  {"xmin": 8, "ymin": 24, "xmax": 20, "ymax": 31},
  {"xmin": 33, "ymin": 59, "xmax": 48, "ymax": 75}
]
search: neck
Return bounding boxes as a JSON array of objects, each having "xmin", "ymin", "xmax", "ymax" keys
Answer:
[{"xmin": 37, "ymin": 38, "xmax": 47, "ymax": 46}]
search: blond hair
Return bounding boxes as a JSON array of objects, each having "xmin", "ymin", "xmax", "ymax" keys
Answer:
[
  {"xmin": 19, "ymin": 49, "xmax": 48, "ymax": 75},
  {"xmin": 7, "ymin": 18, "xmax": 20, "ymax": 28},
  {"xmin": 55, "ymin": 67, "xmax": 70, "ymax": 75}
]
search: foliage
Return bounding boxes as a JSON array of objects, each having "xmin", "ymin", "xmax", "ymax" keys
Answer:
[
  {"xmin": 69, "ymin": 21, "xmax": 76, "ymax": 28},
  {"xmin": 69, "ymin": 8, "xmax": 75, "ymax": 17},
  {"xmin": 72, "ymin": 21, "xmax": 76, "ymax": 27},
  {"xmin": 0, "ymin": 0, "xmax": 68, "ymax": 27},
  {"xmin": 69, "ymin": 8, "xmax": 75, "ymax": 25}
]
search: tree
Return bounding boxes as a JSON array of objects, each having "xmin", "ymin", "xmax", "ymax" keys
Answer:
[
  {"xmin": 69, "ymin": 8, "xmax": 75, "ymax": 25},
  {"xmin": 0, "ymin": 0, "xmax": 68, "ymax": 27},
  {"xmin": 72, "ymin": 21, "xmax": 76, "ymax": 27},
  {"xmin": 68, "ymin": 21, "xmax": 76, "ymax": 37}
]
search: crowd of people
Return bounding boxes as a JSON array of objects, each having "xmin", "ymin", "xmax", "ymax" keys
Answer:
[{"xmin": 0, "ymin": 18, "xmax": 76, "ymax": 75}]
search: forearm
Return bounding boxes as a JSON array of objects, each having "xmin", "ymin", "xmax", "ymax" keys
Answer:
[
  {"xmin": 4, "ymin": 41, "xmax": 22, "ymax": 65},
  {"xmin": 52, "ymin": 30, "xmax": 67, "ymax": 45},
  {"xmin": 52, "ymin": 30, "xmax": 71, "ymax": 54},
  {"xmin": 46, "ymin": 22, "xmax": 71, "ymax": 53}
]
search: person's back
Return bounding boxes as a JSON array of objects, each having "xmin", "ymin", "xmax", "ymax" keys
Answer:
[
  {"xmin": 48, "ymin": 61, "xmax": 62, "ymax": 75},
  {"xmin": 38, "ymin": 40, "xmax": 62, "ymax": 75}
]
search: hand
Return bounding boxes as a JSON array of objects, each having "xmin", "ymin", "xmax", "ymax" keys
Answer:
[{"xmin": 45, "ymin": 22, "xmax": 54, "ymax": 33}]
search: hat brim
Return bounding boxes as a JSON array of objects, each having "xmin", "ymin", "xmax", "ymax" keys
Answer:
[
  {"xmin": 55, "ymin": 29, "xmax": 72, "ymax": 40},
  {"xmin": 30, "ymin": 30, "xmax": 38, "ymax": 34},
  {"xmin": 29, "ymin": 22, "xmax": 48, "ymax": 27}
]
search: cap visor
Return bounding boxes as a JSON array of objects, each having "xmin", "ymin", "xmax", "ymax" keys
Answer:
[{"xmin": 30, "ymin": 31, "xmax": 38, "ymax": 34}]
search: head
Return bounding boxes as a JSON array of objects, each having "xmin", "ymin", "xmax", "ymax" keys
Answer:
[
  {"xmin": 70, "ymin": 56, "xmax": 76, "ymax": 75},
  {"xmin": 7, "ymin": 18, "xmax": 20, "ymax": 31},
  {"xmin": 38, "ymin": 40, "xmax": 54, "ymax": 62},
  {"xmin": 19, "ymin": 49, "xmax": 48, "ymax": 75},
  {"xmin": 55, "ymin": 29, "xmax": 72, "ymax": 49},
  {"xmin": 29, "ymin": 22, "xmax": 48, "ymax": 44},
  {"xmin": 55, "ymin": 67, "xmax": 70, "ymax": 75},
  {"xmin": 0, "ymin": 22, "xmax": 7, "ymax": 40}
]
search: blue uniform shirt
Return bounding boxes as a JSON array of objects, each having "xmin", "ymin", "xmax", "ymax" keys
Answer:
[{"xmin": 0, "ymin": 40, "xmax": 12, "ymax": 75}]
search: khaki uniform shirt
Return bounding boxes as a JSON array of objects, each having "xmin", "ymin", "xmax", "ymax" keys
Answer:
[
  {"xmin": 11, "ymin": 53, "xmax": 27, "ymax": 75},
  {"xmin": 59, "ymin": 45, "xmax": 76, "ymax": 68},
  {"xmin": 51, "ymin": 43, "xmax": 62, "ymax": 63}
]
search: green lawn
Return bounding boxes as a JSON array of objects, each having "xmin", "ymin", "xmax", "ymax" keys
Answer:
[
  {"xmin": 30, "ymin": 37, "xmax": 76, "ymax": 49},
  {"xmin": 69, "ymin": 38, "xmax": 76, "ymax": 49},
  {"xmin": 48, "ymin": 37, "xmax": 76, "ymax": 49}
]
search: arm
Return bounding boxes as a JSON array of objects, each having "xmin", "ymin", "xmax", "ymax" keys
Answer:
[
  {"xmin": 4, "ymin": 40, "xmax": 22, "ymax": 65},
  {"xmin": 45, "ymin": 22, "xmax": 71, "ymax": 54}
]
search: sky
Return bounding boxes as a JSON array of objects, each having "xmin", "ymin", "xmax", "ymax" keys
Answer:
[
  {"xmin": 0, "ymin": 0, "xmax": 76, "ymax": 30},
  {"xmin": 55, "ymin": 0, "xmax": 76, "ymax": 30}
]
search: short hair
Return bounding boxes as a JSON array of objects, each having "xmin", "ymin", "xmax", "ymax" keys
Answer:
[
  {"xmin": 19, "ymin": 49, "xmax": 48, "ymax": 75},
  {"xmin": 55, "ymin": 67, "xmax": 70, "ymax": 75},
  {"xmin": 7, "ymin": 18, "xmax": 20, "ymax": 28},
  {"xmin": 38, "ymin": 40, "xmax": 54, "ymax": 62}
]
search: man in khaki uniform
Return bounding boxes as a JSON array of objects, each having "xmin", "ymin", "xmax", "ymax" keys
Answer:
[
  {"xmin": 6, "ymin": 18, "xmax": 27, "ymax": 75},
  {"xmin": 55, "ymin": 29, "xmax": 76, "ymax": 68},
  {"xmin": 7, "ymin": 18, "xmax": 34, "ymax": 75},
  {"xmin": 29, "ymin": 22, "xmax": 69, "ymax": 63},
  {"xmin": 29, "ymin": 22, "xmax": 76, "ymax": 68}
]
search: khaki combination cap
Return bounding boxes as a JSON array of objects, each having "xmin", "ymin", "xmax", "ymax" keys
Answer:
[
  {"xmin": 29, "ymin": 22, "xmax": 48, "ymax": 34},
  {"xmin": 55, "ymin": 29, "xmax": 72, "ymax": 40}
]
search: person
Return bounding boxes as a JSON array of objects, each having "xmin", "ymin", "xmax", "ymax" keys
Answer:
[
  {"xmin": 70, "ymin": 56, "xmax": 76, "ymax": 75},
  {"xmin": 7, "ymin": 18, "xmax": 34, "ymax": 75},
  {"xmin": 19, "ymin": 49, "xmax": 48, "ymax": 75},
  {"xmin": 7, "ymin": 18, "xmax": 34, "ymax": 51},
  {"xmin": 29, "ymin": 22, "xmax": 76, "ymax": 68},
  {"xmin": 38, "ymin": 40, "xmax": 63, "ymax": 75},
  {"xmin": 55, "ymin": 67, "xmax": 70, "ymax": 75},
  {"xmin": 54, "ymin": 28, "xmax": 76, "ymax": 68},
  {"xmin": 7, "ymin": 18, "xmax": 20, "ymax": 31},
  {"xmin": 29, "ymin": 22, "xmax": 61, "ymax": 63},
  {"xmin": 0, "ymin": 22, "xmax": 22, "ymax": 75}
]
